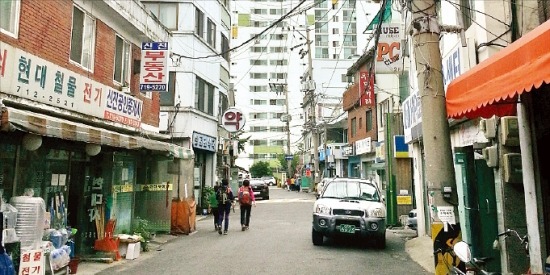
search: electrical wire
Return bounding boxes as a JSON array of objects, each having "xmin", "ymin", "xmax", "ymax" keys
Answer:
[{"xmin": 172, "ymin": 0, "xmax": 308, "ymax": 60}]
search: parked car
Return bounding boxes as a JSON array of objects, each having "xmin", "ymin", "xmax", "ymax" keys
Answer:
[
  {"xmin": 312, "ymin": 178, "xmax": 386, "ymax": 248},
  {"xmin": 261, "ymin": 176, "xmax": 276, "ymax": 186},
  {"xmin": 250, "ymin": 178, "xmax": 269, "ymax": 200},
  {"xmin": 407, "ymin": 209, "xmax": 417, "ymax": 231}
]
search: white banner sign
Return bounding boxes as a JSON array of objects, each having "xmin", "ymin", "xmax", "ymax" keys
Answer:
[
  {"xmin": 376, "ymin": 23, "xmax": 403, "ymax": 73},
  {"xmin": 0, "ymin": 42, "xmax": 143, "ymax": 128},
  {"xmin": 355, "ymin": 137, "xmax": 372, "ymax": 155},
  {"xmin": 140, "ymin": 42, "xmax": 169, "ymax": 92}
]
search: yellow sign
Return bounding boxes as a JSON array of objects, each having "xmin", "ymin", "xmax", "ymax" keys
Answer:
[
  {"xmin": 396, "ymin": 195, "xmax": 412, "ymax": 205},
  {"xmin": 113, "ymin": 183, "xmax": 133, "ymax": 193},
  {"xmin": 138, "ymin": 183, "xmax": 173, "ymax": 192}
]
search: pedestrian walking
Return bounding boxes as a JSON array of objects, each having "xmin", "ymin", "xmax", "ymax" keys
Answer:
[
  {"xmin": 216, "ymin": 179, "xmax": 234, "ymax": 235},
  {"xmin": 208, "ymin": 185, "xmax": 220, "ymax": 231},
  {"xmin": 238, "ymin": 179, "xmax": 256, "ymax": 231},
  {"xmin": 286, "ymin": 178, "xmax": 292, "ymax": 191}
]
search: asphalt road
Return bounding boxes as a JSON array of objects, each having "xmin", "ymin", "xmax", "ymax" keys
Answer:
[{"xmin": 96, "ymin": 187, "xmax": 430, "ymax": 275}]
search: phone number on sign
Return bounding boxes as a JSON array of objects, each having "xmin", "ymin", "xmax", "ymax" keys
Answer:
[
  {"xmin": 140, "ymin": 84, "xmax": 167, "ymax": 91},
  {"xmin": 17, "ymin": 86, "xmax": 75, "ymax": 108}
]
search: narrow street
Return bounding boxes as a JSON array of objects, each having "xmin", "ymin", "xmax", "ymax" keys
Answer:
[{"xmin": 90, "ymin": 188, "xmax": 430, "ymax": 275}]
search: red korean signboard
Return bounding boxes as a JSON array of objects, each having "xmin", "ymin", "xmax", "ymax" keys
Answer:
[
  {"xmin": 359, "ymin": 71, "xmax": 375, "ymax": 107},
  {"xmin": 221, "ymin": 108, "xmax": 246, "ymax": 133}
]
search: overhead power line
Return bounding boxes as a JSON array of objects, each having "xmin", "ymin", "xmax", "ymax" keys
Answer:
[{"xmin": 171, "ymin": 0, "xmax": 308, "ymax": 61}]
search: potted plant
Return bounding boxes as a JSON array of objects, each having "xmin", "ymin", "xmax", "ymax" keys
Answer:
[
  {"xmin": 201, "ymin": 186, "xmax": 215, "ymax": 214},
  {"xmin": 120, "ymin": 81, "xmax": 130, "ymax": 93},
  {"xmin": 133, "ymin": 217, "xmax": 152, "ymax": 252}
]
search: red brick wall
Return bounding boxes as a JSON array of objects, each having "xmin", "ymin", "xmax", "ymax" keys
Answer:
[
  {"xmin": 344, "ymin": 69, "xmax": 378, "ymax": 144},
  {"xmin": 0, "ymin": 0, "xmax": 159, "ymax": 127}
]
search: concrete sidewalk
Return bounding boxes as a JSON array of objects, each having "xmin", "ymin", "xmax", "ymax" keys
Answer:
[
  {"xmin": 405, "ymin": 234, "xmax": 435, "ymax": 274},
  {"xmin": 75, "ymin": 232, "xmax": 183, "ymax": 275}
]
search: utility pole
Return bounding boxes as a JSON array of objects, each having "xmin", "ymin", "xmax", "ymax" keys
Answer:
[
  {"xmin": 410, "ymin": 1, "xmax": 459, "ymax": 274},
  {"xmin": 306, "ymin": 27, "xmax": 319, "ymax": 191},
  {"xmin": 284, "ymin": 84, "xmax": 292, "ymax": 178}
]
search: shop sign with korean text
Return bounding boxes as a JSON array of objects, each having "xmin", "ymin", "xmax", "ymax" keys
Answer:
[
  {"xmin": 358, "ymin": 71, "xmax": 375, "ymax": 107},
  {"xmin": 221, "ymin": 107, "xmax": 246, "ymax": 132},
  {"xmin": 140, "ymin": 42, "xmax": 169, "ymax": 92},
  {"xmin": 19, "ymin": 249, "xmax": 44, "ymax": 275},
  {"xmin": 192, "ymin": 131, "xmax": 217, "ymax": 152},
  {"xmin": 0, "ymin": 42, "xmax": 143, "ymax": 128},
  {"xmin": 376, "ymin": 23, "xmax": 403, "ymax": 73},
  {"xmin": 355, "ymin": 137, "xmax": 372, "ymax": 155},
  {"xmin": 402, "ymin": 90, "xmax": 422, "ymax": 143}
]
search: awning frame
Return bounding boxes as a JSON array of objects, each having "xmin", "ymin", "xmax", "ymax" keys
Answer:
[{"xmin": 1, "ymin": 107, "xmax": 194, "ymax": 159}]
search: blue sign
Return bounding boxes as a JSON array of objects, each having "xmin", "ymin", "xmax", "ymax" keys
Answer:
[
  {"xmin": 285, "ymin": 155, "xmax": 293, "ymax": 160},
  {"xmin": 393, "ymin": 135, "xmax": 410, "ymax": 158},
  {"xmin": 443, "ymin": 47, "xmax": 461, "ymax": 88},
  {"xmin": 141, "ymin": 42, "xmax": 168, "ymax": 50}
]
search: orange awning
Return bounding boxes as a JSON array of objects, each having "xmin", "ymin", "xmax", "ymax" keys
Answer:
[{"xmin": 446, "ymin": 19, "xmax": 550, "ymax": 119}]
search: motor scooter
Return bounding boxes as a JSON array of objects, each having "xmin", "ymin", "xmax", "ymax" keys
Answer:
[{"xmin": 452, "ymin": 228, "xmax": 528, "ymax": 275}]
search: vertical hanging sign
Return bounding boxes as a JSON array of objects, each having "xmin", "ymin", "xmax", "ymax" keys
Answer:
[
  {"xmin": 359, "ymin": 71, "xmax": 375, "ymax": 107},
  {"xmin": 376, "ymin": 23, "xmax": 403, "ymax": 73},
  {"xmin": 140, "ymin": 42, "xmax": 169, "ymax": 92}
]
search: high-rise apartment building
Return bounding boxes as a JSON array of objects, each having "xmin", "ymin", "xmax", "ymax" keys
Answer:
[{"xmin": 231, "ymin": 0, "xmax": 376, "ymax": 175}]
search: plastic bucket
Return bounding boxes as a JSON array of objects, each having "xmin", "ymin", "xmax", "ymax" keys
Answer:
[{"xmin": 68, "ymin": 257, "xmax": 79, "ymax": 274}]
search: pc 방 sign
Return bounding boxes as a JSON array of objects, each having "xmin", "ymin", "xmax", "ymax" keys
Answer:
[{"xmin": 376, "ymin": 23, "xmax": 403, "ymax": 73}]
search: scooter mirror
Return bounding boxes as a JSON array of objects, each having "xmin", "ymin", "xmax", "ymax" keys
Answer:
[{"xmin": 453, "ymin": 241, "xmax": 472, "ymax": 263}]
